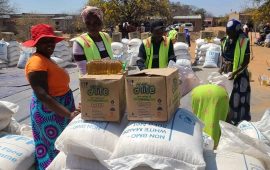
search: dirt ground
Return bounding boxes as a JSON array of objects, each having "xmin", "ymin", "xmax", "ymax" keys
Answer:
[{"xmin": 189, "ymin": 27, "xmax": 270, "ymax": 121}]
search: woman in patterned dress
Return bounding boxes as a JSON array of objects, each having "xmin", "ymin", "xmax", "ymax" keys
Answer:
[
  {"xmin": 23, "ymin": 24, "xmax": 79, "ymax": 170},
  {"xmin": 220, "ymin": 19, "xmax": 251, "ymax": 125}
]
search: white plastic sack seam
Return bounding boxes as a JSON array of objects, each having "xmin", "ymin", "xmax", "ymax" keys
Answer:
[
  {"xmin": 105, "ymin": 108, "xmax": 205, "ymax": 170},
  {"xmin": 217, "ymin": 121, "xmax": 270, "ymax": 169},
  {"xmin": 55, "ymin": 114, "xmax": 128, "ymax": 161}
]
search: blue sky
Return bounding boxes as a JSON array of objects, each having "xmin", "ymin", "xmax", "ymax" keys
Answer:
[{"xmin": 10, "ymin": 0, "xmax": 251, "ymax": 16}]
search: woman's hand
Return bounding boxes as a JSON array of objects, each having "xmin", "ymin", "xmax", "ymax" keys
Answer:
[
  {"xmin": 70, "ymin": 110, "xmax": 80, "ymax": 119},
  {"xmin": 228, "ymin": 72, "xmax": 236, "ymax": 80}
]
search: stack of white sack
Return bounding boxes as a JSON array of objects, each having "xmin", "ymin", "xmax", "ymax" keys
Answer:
[
  {"xmin": 217, "ymin": 120, "xmax": 270, "ymax": 169},
  {"xmin": 0, "ymin": 101, "xmax": 33, "ymax": 138},
  {"xmin": 194, "ymin": 38, "xmax": 206, "ymax": 62},
  {"xmin": 0, "ymin": 39, "xmax": 8, "ymax": 68},
  {"xmin": 104, "ymin": 108, "xmax": 206, "ymax": 170},
  {"xmin": 127, "ymin": 38, "xmax": 142, "ymax": 66},
  {"xmin": 17, "ymin": 46, "xmax": 36, "ymax": 69},
  {"xmin": 6, "ymin": 41, "xmax": 21, "ymax": 67},
  {"xmin": 174, "ymin": 42, "xmax": 191, "ymax": 68},
  {"xmin": 197, "ymin": 43, "xmax": 220, "ymax": 64},
  {"xmin": 202, "ymin": 44, "xmax": 221, "ymax": 68},
  {"xmin": 168, "ymin": 61, "xmax": 201, "ymax": 97},
  {"xmin": 51, "ymin": 41, "xmax": 72, "ymax": 68},
  {"xmin": 0, "ymin": 135, "xmax": 35, "ymax": 170},
  {"xmin": 207, "ymin": 72, "xmax": 233, "ymax": 95},
  {"xmin": 50, "ymin": 114, "xmax": 128, "ymax": 170}
]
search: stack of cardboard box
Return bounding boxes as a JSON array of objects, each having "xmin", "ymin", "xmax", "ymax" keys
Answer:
[{"xmin": 80, "ymin": 66, "xmax": 180, "ymax": 122}]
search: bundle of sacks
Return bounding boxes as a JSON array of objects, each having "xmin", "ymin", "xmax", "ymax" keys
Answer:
[
  {"xmin": 0, "ymin": 40, "xmax": 21, "ymax": 67},
  {"xmin": 110, "ymin": 38, "xmax": 142, "ymax": 68},
  {"xmin": 48, "ymin": 109, "xmax": 208, "ymax": 170},
  {"xmin": 174, "ymin": 42, "xmax": 191, "ymax": 68},
  {"xmin": 51, "ymin": 40, "xmax": 72, "ymax": 68},
  {"xmin": 195, "ymin": 38, "xmax": 222, "ymax": 67},
  {"xmin": 204, "ymin": 109, "xmax": 270, "ymax": 170},
  {"xmin": 168, "ymin": 61, "xmax": 201, "ymax": 97},
  {"xmin": 105, "ymin": 108, "xmax": 205, "ymax": 170},
  {"xmin": 0, "ymin": 101, "xmax": 35, "ymax": 170}
]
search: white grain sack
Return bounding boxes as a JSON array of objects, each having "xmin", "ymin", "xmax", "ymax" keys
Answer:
[
  {"xmin": 218, "ymin": 121, "xmax": 270, "ymax": 169},
  {"xmin": 238, "ymin": 120, "xmax": 270, "ymax": 145},
  {"xmin": 105, "ymin": 108, "xmax": 205, "ymax": 170},
  {"xmin": 0, "ymin": 135, "xmax": 35, "ymax": 170},
  {"xmin": 55, "ymin": 114, "xmax": 128, "ymax": 161}
]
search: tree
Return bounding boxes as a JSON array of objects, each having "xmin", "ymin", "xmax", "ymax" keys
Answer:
[
  {"xmin": 0, "ymin": 0, "xmax": 15, "ymax": 13},
  {"xmin": 88, "ymin": 0, "xmax": 171, "ymax": 26}
]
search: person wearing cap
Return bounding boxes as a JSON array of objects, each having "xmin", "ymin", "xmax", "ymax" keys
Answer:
[
  {"xmin": 73, "ymin": 6, "xmax": 113, "ymax": 75},
  {"xmin": 23, "ymin": 24, "xmax": 79, "ymax": 170},
  {"xmin": 137, "ymin": 21, "xmax": 176, "ymax": 70},
  {"xmin": 220, "ymin": 19, "xmax": 251, "ymax": 125}
]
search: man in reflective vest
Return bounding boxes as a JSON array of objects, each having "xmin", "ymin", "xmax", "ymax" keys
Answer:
[
  {"xmin": 137, "ymin": 21, "xmax": 176, "ymax": 70},
  {"xmin": 220, "ymin": 19, "xmax": 251, "ymax": 125}
]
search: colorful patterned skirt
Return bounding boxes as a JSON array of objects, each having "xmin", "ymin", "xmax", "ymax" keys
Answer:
[{"xmin": 30, "ymin": 90, "xmax": 75, "ymax": 170}]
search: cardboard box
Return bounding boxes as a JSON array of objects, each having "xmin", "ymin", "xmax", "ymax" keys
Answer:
[
  {"xmin": 125, "ymin": 68, "xmax": 180, "ymax": 121},
  {"xmin": 80, "ymin": 74, "xmax": 125, "ymax": 122}
]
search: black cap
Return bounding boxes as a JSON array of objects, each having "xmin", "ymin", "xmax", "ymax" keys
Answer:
[{"xmin": 151, "ymin": 21, "xmax": 165, "ymax": 32}]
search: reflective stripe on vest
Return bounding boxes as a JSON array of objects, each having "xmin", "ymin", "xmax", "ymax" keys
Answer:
[
  {"xmin": 143, "ymin": 36, "xmax": 170, "ymax": 69},
  {"xmin": 75, "ymin": 32, "xmax": 113, "ymax": 61},
  {"xmin": 233, "ymin": 35, "xmax": 249, "ymax": 72}
]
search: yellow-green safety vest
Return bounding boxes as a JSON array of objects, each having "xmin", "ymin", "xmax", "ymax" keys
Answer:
[
  {"xmin": 75, "ymin": 32, "xmax": 113, "ymax": 61},
  {"xmin": 143, "ymin": 36, "xmax": 170, "ymax": 69},
  {"xmin": 222, "ymin": 35, "xmax": 249, "ymax": 72}
]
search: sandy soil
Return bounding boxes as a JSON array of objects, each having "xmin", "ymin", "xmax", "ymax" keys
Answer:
[{"xmin": 189, "ymin": 28, "xmax": 270, "ymax": 121}]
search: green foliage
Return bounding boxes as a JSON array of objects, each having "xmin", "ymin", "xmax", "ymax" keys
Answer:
[{"xmin": 87, "ymin": 0, "xmax": 171, "ymax": 26}]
